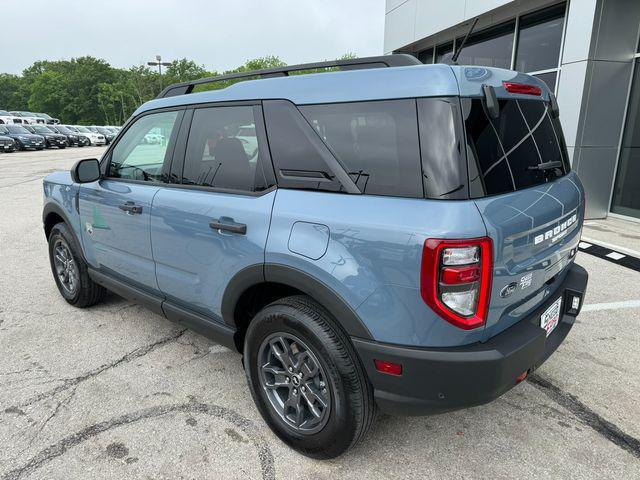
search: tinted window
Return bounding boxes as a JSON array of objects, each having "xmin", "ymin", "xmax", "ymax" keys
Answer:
[
  {"xmin": 455, "ymin": 23, "xmax": 515, "ymax": 69},
  {"xmin": 263, "ymin": 100, "xmax": 345, "ymax": 193},
  {"xmin": 108, "ymin": 110, "xmax": 180, "ymax": 182},
  {"xmin": 418, "ymin": 98, "xmax": 467, "ymax": 199},
  {"xmin": 515, "ymin": 4, "xmax": 565, "ymax": 73},
  {"xmin": 463, "ymin": 98, "xmax": 569, "ymax": 197},
  {"xmin": 301, "ymin": 100, "xmax": 423, "ymax": 197},
  {"xmin": 182, "ymin": 106, "xmax": 267, "ymax": 192},
  {"xmin": 7, "ymin": 125, "xmax": 29, "ymax": 134}
]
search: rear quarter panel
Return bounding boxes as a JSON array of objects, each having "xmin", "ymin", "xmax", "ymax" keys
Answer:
[{"xmin": 266, "ymin": 189, "xmax": 488, "ymax": 347}]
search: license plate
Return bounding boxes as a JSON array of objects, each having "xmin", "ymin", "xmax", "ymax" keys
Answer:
[{"xmin": 541, "ymin": 297, "xmax": 562, "ymax": 337}]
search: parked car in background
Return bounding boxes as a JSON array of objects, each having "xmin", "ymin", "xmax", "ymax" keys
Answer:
[
  {"xmin": 0, "ymin": 124, "xmax": 44, "ymax": 150},
  {"xmin": 10, "ymin": 111, "xmax": 45, "ymax": 124},
  {"xmin": 143, "ymin": 131, "xmax": 164, "ymax": 144},
  {"xmin": 23, "ymin": 124, "xmax": 67, "ymax": 149},
  {"xmin": 0, "ymin": 135, "xmax": 16, "ymax": 153},
  {"xmin": 34, "ymin": 113, "xmax": 60, "ymax": 124},
  {"xmin": 62, "ymin": 126, "xmax": 92, "ymax": 146},
  {"xmin": 49, "ymin": 125, "xmax": 87, "ymax": 147},
  {"xmin": 94, "ymin": 126, "xmax": 116, "ymax": 144},
  {"xmin": 0, "ymin": 110, "xmax": 23, "ymax": 124},
  {"xmin": 236, "ymin": 124, "xmax": 259, "ymax": 159},
  {"xmin": 72, "ymin": 126, "xmax": 106, "ymax": 145}
]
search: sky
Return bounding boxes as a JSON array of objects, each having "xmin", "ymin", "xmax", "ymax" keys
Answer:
[{"xmin": 1, "ymin": 0, "xmax": 386, "ymax": 75}]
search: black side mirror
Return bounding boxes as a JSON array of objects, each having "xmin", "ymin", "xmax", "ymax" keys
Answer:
[{"xmin": 71, "ymin": 158, "xmax": 101, "ymax": 183}]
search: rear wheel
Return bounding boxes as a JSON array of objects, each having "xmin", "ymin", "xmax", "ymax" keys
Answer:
[
  {"xmin": 244, "ymin": 295, "xmax": 376, "ymax": 459},
  {"xmin": 48, "ymin": 223, "xmax": 106, "ymax": 307}
]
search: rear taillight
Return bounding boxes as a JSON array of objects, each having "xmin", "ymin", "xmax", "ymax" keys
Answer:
[
  {"xmin": 503, "ymin": 82, "xmax": 542, "ymax": 96},
  {"xmin": 420, "ymin": 237, "xmax": 493, "ymax": 330}
]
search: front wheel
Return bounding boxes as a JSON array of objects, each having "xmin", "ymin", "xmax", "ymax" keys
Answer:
[
  {"xmin": 48, "ymin": 223, "xmax": 106, "ymax": 307},
  {"xmin": 244, "ymin": 295, "xmax": 376, "ymax": 459}
]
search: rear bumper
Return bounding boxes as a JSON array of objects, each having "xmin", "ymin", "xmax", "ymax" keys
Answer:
[{"xmin": 353, "ymin": 262, "xmax": 588, "ymax": 416}]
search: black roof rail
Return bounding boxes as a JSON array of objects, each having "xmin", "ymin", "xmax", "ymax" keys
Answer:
[{"xmin": 157, "ymin": 54, "xmax": 421, "ymax": 98}]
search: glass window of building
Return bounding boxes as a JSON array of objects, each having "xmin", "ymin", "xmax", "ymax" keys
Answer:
[
  {"xmin": 418, "ymin": 48, "xmax": 434, "ymax": 64},
  {"xmin": 533, "ymin": 71, "xmax": 558, "ymax": 91},
  {"xmin": 454, "ymin": 22, "xmax": 515, "ymax": 69},
  {"xmin": 515, "ymin": 4, "xmax": 565, "ymax": 73},
  {"xmin": 611, "ymin": 58, "xmax": 640, "ymax": 219},
  {"xmin": 436, "ymin": 42, "xmax": 454, "ymax": 64}
]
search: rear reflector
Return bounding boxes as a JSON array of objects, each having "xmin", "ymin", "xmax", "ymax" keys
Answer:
[
  {"xmin": 503, "ymin": 82, "xmax": 542, "ymax": 96},
  {"xmin": 515, "ymin": 370, "xmax": 529, "ymax": 384},
  {"xmin": 374, "ymin": 359, "xmax": 403, "ymax": 376},
  {"xmin": 441, "ymin": 265, "xmax": 481, "ymax": 284}
]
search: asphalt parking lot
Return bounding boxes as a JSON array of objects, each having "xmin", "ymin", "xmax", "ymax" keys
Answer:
[{"xmin": 1, "ymin": 147, "xmax": 639, "ymax": 479}]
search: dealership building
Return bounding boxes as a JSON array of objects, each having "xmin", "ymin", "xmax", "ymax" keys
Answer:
[{"xmin": 384, "ymin": 0, "xmax": 640, "ymax": 220}]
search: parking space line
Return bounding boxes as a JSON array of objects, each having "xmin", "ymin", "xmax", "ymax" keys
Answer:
[
  {"xmin": 578, "ymin": 240, "xmax": 640, "ymax": 273},
  {"xmin": 581, "ymin": 236, "xmax": 640, "ymax": 258},
  {"xmin": 582, "ymin": 300, "xmax": 640, "ymax": 312}
]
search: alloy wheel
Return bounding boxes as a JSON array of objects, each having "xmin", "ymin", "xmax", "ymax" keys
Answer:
[
  {"xmin": 53, "ymin": 239, "xmax": 79, "ymax": 296},
  {"xmin": 257, "ymin": 333, "xmax": 331, "ymax": 434}
]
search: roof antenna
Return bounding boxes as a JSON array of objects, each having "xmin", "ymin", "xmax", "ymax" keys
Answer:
[{"xmin": 452, "ymin": 17, "xmax": 479, "ymax": 64}]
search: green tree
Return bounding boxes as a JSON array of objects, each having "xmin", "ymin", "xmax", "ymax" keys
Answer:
[
  {"xmin": 0, "ymin": 74, "xmax": 27, "ymax": 110},
  {"xmin": 1, "ymin": 54, "xmax": 356, "ymax": 124}
]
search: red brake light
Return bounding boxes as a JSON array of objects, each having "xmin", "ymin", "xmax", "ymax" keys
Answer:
[
  {"xmin": 420, "ymin": 237, "xmax": 493, "ymax": 330},
  {"xmin": 503, "ymin": 82, "xmax": 542, "ymax": 96}
]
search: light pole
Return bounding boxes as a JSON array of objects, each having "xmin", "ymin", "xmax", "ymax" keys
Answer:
[{"xmin": 147, "ymin": 55, "xmax": 172, "ymax": 91}]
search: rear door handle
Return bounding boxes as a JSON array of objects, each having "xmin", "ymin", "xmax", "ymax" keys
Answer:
[
  {"xmin": 209, "ymin": 216, "xmax": 247, "ymax": 235},
  {"xmin": 119, "ymin": 201, "xmax": 143, "ymax": 214}
]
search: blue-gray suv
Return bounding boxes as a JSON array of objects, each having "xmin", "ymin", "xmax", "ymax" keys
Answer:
[{"xmin": 42, "ymin": 55, "xmax": 588, "ymax": 458}]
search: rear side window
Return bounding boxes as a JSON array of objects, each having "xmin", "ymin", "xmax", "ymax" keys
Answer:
[
  {"xmin": 300, "ymin": 100, "xmax": 423, "ymax": 197},
  {"xmin": 418, "ymin": 98, "xmax": 467, "ymax": 199},
  {"xmin": 463, "ymin": 98, "xmax": 569, "ymax": 197}
]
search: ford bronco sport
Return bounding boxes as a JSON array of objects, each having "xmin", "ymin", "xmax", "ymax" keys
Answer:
[{"xmin": 42, "ymin": 55, "xmax": 588, "ymax": 458}]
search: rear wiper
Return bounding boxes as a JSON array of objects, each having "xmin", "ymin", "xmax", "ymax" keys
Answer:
[{"xmin": 527, "ymin": 161, "xmax": 563, "ymax": 171}]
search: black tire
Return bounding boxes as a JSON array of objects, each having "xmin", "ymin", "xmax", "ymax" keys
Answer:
[
  {"xmin": 48, "ymin": 222, "xmax": 106, "ymax": 308},
  {"xmin": 244, "ymin": 295, "xmax": 376, "ymax": 459}
]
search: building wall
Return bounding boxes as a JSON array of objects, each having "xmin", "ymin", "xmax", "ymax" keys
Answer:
[
  {"xmin": 384, "ymin": 0, "xmax": 640, "ymax": 219},
  {"xmin": 561, "ymin": 0, "xmax": 640, "ymax": 218}
]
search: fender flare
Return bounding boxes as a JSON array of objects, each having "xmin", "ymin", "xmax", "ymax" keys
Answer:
[
  {"xmin": 43, "ymin": 202, "xmax": 74, "ymax": 237},
  {"xmin": 42, "ymin": 202, "xmax": 87, "ymax": 261},
  {"xmin": 221, "ymin": 263, "xmax": 374, "ymax": 340}
]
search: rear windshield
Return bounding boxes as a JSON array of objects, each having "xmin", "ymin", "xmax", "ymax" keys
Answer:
[{"xmin": 462, "ymin": 98, "xmax": 570, "ymax": 197}]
